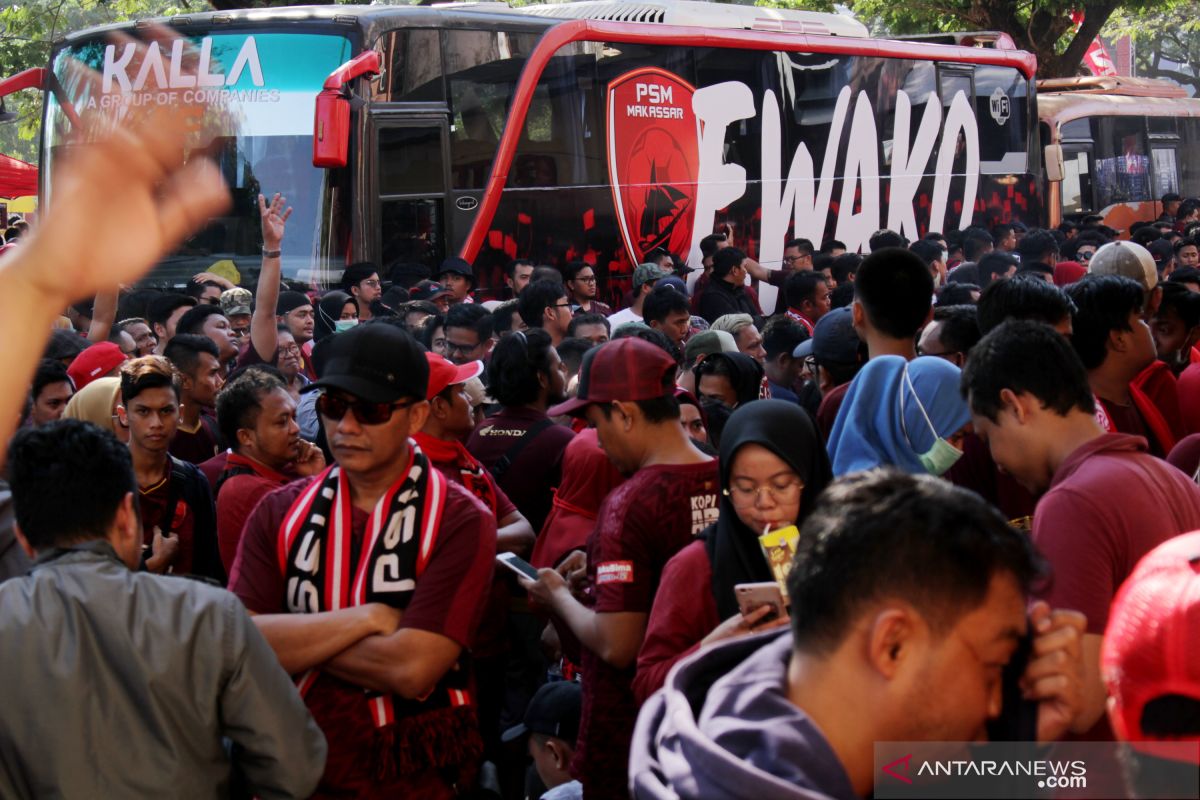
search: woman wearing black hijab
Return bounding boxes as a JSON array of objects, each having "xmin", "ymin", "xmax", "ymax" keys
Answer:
[
  {"xmin": 632, "ymin": 400, "xmax": 832, "ymax": 702},
  {"xmin": 312, "ymin": 290, "xmax": 358, "ymax": 341}
]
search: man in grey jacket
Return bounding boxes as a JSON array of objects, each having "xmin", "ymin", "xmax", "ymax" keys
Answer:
[
  {"xmin": 630, "ymin": 470, "xmax": 1087, "ymax": 800},
  {"xmin": 0, "ymin": 419, "xmax": 325, "ymax": 799}
]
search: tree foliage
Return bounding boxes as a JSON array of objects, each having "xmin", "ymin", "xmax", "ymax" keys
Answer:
[
  {"xmin": 1104, "ymin": 1, "xmax": 1199, "ymax": 95},
  {"xmin": 844, "ymin": 0, "xmax": 1159, "ymax": 79}
]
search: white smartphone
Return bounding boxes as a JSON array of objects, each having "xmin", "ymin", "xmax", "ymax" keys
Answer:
[
  {"xmin": 496, "ymin": 552, "xmax": 540, "ymax": 581},
  {"xmin": 734, "ymin": 582, "xmax": 785, "ymax": 622}
]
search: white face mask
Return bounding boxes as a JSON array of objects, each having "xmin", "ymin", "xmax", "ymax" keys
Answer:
[{"xmin": 899, "ymin": 365, "xmax": 963, "ymax": 476}]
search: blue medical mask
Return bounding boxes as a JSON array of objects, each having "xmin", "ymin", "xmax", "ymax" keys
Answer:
[
  {"xmin": 900, "ymin": 365, "xmax": 963, "ymax": 476},
  {"xmin": 334, "ymin": 319, "xmax": 358, "ymax": 332}
]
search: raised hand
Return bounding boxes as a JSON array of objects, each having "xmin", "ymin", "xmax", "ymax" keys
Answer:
[{"xmin": 259, "ymin": 193, "xmax": 293, "ymax": 252}]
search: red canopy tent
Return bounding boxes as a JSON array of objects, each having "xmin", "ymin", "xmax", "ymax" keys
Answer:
[{"xmin": 0, "ymin": 153, "xmax": 37, "ymax": 198}]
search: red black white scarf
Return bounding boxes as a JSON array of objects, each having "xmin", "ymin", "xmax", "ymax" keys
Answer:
[{"xmin": 278, "ymin": 444, "xmax": 480, "ymax": 781}]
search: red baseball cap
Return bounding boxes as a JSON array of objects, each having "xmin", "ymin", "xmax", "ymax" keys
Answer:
[
  {"xmin": 425, "ymin": 352, "xmax": 483, "ymax": 399},
  {"xmin": 67, "ymin": 341, "xmax": 127, "ymax": 391},
  {"xmin": 1102, "ymin": 531, "xmax": 1200, "ymax": 763},
  {"xmin": 548, "ymin": 337, "xmax": 676, "ymax": 418}
]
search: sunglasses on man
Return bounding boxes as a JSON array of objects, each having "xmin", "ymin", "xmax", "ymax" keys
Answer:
[{"xmin": 316, "ymin": 391, "xmax": 419, "ymax": 425}]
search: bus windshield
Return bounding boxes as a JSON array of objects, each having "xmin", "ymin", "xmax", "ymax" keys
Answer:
[{"xmin": 44, "ymin": 31, "xmax": 354, "ymax": 288}]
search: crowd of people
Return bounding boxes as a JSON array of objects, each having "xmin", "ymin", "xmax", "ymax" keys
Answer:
[{"xmin": 0, "ymin": 64, "xmax": 1199, "ymax": 800}]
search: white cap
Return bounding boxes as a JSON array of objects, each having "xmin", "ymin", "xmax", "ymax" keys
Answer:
[{"xmin": 1088, "ymin": 241, "xmax": 1158, "ymax": 292}]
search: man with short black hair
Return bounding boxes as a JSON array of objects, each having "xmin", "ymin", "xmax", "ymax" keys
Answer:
[
  {"xmin": 867, "ymin": 228, "xmax": 905, "ymax": 252},
  {"xmin": 963, "ymin": 228, "xmax": 994, "ymax": 263},
  {"xmin": 1066, "ymin": 274, "xmax": 1176, "ymax": 455},
  {"xmin": 851, "ymin": 248, "xmax": 932, "ymax": 361},
  {"xmin": 697, "ymin": 247, "xmax": 762, "ymax": 327},
  {"xmin": 524, "ymin": 337, "xmax": 718, "ymax": 800},
  {"xmin": 977, "ymin": 251, "xmax": 1019, "ymax": 289},
  {"xmin": 163, "ymin": 334, "xmax": 224, "ymax": 465},
  {"xmin": 631, "ymin": 468, "xmax": 1086, "ymax": 800},
  {"xmin": 977, "ymin": 273, "xmax": 1075, "ymax": 335},
  {"xmin": 117, "ymin": 356, "xmax": 222, "ymax": 582},
  {"xmin": 909, "ymin": 239, "xmax": 948, "ymax": 289},
  {"xmin": 342, "ymin": 262, "xmax": 382, "ymax": 321},
  {"xmin": 917, "ymin": 305, "xmax": 980, "ymax": 369},
  {"xmin": 568, "ymin": 313, "xmax": 610, "ymax": 346},
  {"xmin": 0, "ymin": 419, "xmax": 326, "ymax": 798},
  {"xmin": 642, "ymin": 284, "xmax": 691, "ymax": 347},
  {"xmin": 147, "ymin": 293, "xmax": 196, "ymax": 355},
  {"xmin": 444, "ymin": 303, "xmax": 495, "ymax": 367},
  {"xmin": 176, "ymin": 304, "xmax": 238, "ymax": 366},
  {"xmin": 228, "ymin": 323, "xmax": 497, "ymax": 796},
  {"xmin": 28, "ymin": 359, "xmax": 73, "ymax": 427},
  {"xmin": 1174, "ymin": 237, "xmax": 1200, "ymax": 269},
  {"xmin": 210, "ymin": 367, "xmax": 324, "ymax": 569},
  {"xmin": 1016, "ymin": 229, "xmax": 1061, "ymax": 275},
  {"xmin": 783, "ymin": 270, "xmax": 832, "ymax": 335},
  {"xmin": 519, "ymin": 279, "xmax": 573, "ymax": 346},
  {"xmin": 992, "ymin": 222, "xmax": 1017, "ymax": 252},
  {"xmin": 761, "ymin": 317, "xmax": 808, "ymax": 404},
  {"xmin": 564, "ymin": 261, "xmax": 612, "ymax": 317},
  {"xmin": 505, "ymin": 259, "xmax": 535, "ymax": 299},
  {"xmin": 963, "ymin": 319, "xmax": 1200, "ymax": 743}
]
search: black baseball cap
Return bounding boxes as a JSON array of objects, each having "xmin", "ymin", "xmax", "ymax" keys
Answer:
[
  {"xmin": 438, "ymin": 256, "xmax": 474, "ymax": 278},
  {"xmin": 501, "ymin": 681, "xmax": 581, "ymax": 744},
  {"xmin": 302, "ymin": 323, "xmax": 428, "ymax": 403},
  {"xmin": 410, "ymin": 280, "xmax": 453, "ymax": 303}
]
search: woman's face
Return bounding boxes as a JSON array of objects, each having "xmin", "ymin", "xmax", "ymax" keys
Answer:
[
  {"xmin": 679, "ymin": 403, "xmax": 707, "ymax": 444},
  {"xmin": 726, "ymin": 443, "xmax": 803, "ymax": 533},
  {"xmin": 340, "ymin": 301, "xmax": 358, "ymax": 321}
]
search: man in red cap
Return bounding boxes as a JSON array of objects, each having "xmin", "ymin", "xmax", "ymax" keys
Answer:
[
  {"xmin": 522, "ymin": 337, "xmax": 718, "ymax": 800},
  {"xmin": 67, "ymin": 340, "xmax": 126, "ymax": 391},
  {"xmin": 1103, "ymin": 532, "xmax": 1200, "ymax": 797},
  {"xmin": 415, "ymin": 352, "xmax": 535, "ymax": 773}
]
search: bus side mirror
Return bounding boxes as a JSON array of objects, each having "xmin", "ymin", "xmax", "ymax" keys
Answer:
[
  {"xmin": 1044, "ymin": 144, "xmax": 1064, "ymax": 183},
  {"xmin": 314, "ymin": 90, "xmax": 351, "ymax": 168},
  {"xmin": 312, "ymin": 51, "xmax": 381, "ymax": 169}
]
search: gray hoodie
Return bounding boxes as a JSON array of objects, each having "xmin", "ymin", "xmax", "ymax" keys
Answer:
[{"xmin": 630, "ymin": 629, "xmax": 858, "ymax": 800}]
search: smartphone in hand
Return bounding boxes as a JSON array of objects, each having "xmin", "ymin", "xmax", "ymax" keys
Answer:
[
  {"xmin": 496, "ymin": 552, "xmax": 540, "ymax": 581},
  {"xmin": 735, "ymin": 582, "xmax": 785, "ymax": 623}
]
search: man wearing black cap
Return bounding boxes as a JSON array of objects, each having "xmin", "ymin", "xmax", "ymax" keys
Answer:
[
  {"xmin": 521, "ymin": 337, "xmax": 718, "ymax": 800},
  {"xmin": 439, "ymin": 256, "xmax": 476, "ymax": 306},
  {"xmin": 228, "ymin": 323, "xmax": 498, "ymax": 797},
  {"xmin": 503, "ymin": 681, "xmax": 583, "ymax": 800}
]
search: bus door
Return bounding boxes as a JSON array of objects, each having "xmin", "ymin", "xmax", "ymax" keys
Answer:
[{"xmin": 372, "ymin": 116, "xmax": 452, "ymax": 273}]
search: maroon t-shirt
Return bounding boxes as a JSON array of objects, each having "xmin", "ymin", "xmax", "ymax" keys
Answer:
[
  {"xmin": 228, "ymin": 475, "xmax": 496, "ymax": 798},
  {"xmin": 139, "ymin": 475, "xmax": 197, "ymax": 574},
  {"xmin": 816, "ymin": 381, "xmax": 851, "ymax": 441},
  {"xmin": 169, "ymin": 414, "xmax": 219, "ymax": 465},
  {"xmin": 466, "ymin": 407, "xmax": 575, "ymax": 532},
  {"xmin": 1033, "ymin": 433, "xmax": 1200, "ymax": 744},
  {"xmin": 214, "ymin": 453, "xmax": 292, "ymax": 573},
  {"xmin": 572, "ymin": 459, "xmax": 720, "ymax": 800},
  {"xmin": 1099, "ymin": 398, "xmax": 1161, "ymax": 456}
]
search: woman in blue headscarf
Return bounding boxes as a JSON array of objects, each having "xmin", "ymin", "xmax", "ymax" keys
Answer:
[{"xmin": 826, "ymin": 355, "xmax": 971, "ymax": 477}]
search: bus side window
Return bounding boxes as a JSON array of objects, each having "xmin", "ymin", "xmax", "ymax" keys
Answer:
[
  {"xmin": 373, "ymin": 30, "xmax": 444, "ymax": 103},
  {"xmin": 1094, "ymin": 115, "xmax": 1150, "ymax": 207}
]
